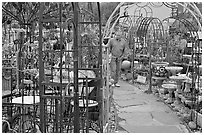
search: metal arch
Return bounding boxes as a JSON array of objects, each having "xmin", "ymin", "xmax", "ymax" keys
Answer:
[
  {"xmin": 120, "ymin": 16, "xmax": 132, "ymax": 27},
  {"xmin": 103, "ymin": 2, "xmax": 125, "ymax": 37},
  {"xmin": 136, "ymin": 17, "xmax": 150, "ymax": 37},
  {"xmin": 128, "ymin": 16, "xmax": 165, "ymax": 93},
  {"xmin": 163, "ymin": 2, "xmax": 177, "ymax": 8},
  {"xmin": 177, "ymin": 2, "xmax": 201, "ymax": 29},
  {"xmin": 149, "ymin": 2, "xmax": 163, "ymax": 8},
  {"xmin": 128, "ymin": 16, "xmax": 144, "ymax": 36},
  {"xmin": 139, "ymin": 17, "xmax": 155, "ymax": 38},
  {"xmin": 127, "ymin": 16, "xmax": 144, "ymax": 46},
  {"xmin": 189, "ymin": 3, "xmax": 202, "ymax": 17},
  {"xmin": 103, "ymin": 3, "xmax": 154, "ymax": 37},
  {"xmin": 131, "ymin": 4, "xmax": 153, "ymax": 18},
  {"xmin": 138, "ymin": 6, "xmax": 153, "ymax": 17},
  {"xmin": 135, "ymin": 2, "xmax": 150, "ymax": 8},
  {"xmin": 161, "ymin": 16, "xmax": 200, "ymax": 115},
  {"xmin": 162, "ymin": 16, "xmax": 199, "ymax": 39},
  {"xmin": 38, "ymin": 2, "xmax": 103, "ymax": 133},
  {"xmin": 145, "ymin": 18, "xmax": 164, "ymax": 41},
  {"xmin": 103, "ymin": 2, "xmax": 201, "ymax": 38},
  {"xmin": 136, "ymin": 17, "xmax": 164, "ymax": 39},
  {"xmin": 140, "ymin": 18, "xmax": 154, "ymax": 37},
  {"xmin": 163, "ymin": 2, "xmax": 202, "ymax": 30},
  {"xmin": 107, "ymin": 15, "xmax": 120, "ymax": 36},
  {"xmin": 161, "ymin": 16, "xmax": 199, "ymax": 67},
  {"xmin": 148, "ymin": 19, "xmax": 164, "ymax": 40},
  {"xmin": 126, "ymin": 16, "xmax": 142, "ymax": 39}
]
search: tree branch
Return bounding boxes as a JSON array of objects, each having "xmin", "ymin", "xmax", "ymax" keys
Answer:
[{"xmin": 2, "ymin": 6, "xmax": 23, "ymax": 24}]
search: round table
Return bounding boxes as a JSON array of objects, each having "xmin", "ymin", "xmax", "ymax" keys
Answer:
[
  {"xmin": 52, "ymin": 78, "xmax": 70, "ymax": 84},
  {"xmin": 71, "ymin": 99, "xmax": 98, "ymax": 108},
  {"xmin": 12, "ymin": 96, "xmax": 40, "ymax": 105},
  {"xmin": 51, "ymin": 78, "xmax": 95, "ymax": 97},
  {"xmin": 23, "ymin": 79, "xmax": 33, "ymax": 85}
]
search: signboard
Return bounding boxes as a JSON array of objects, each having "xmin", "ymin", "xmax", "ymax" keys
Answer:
[{"xmin": 137, "ymin": 75, "xmax": 146, "ymax": 84}]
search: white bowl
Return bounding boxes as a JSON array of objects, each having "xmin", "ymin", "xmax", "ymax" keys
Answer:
[
  {"xmin": 170, "ymin": 75, "xmax": 188, "ymax": 81},
  {"xmin": 166, "ymin": 66, "xmax": 183, "ymax": 75},
  {"xmin": 152, "ymin": 62, "xmax": 169, "ymax": 67},
  {"xmin": 162, "ymin": 83, "xmax": 177, "ymax": 90}
]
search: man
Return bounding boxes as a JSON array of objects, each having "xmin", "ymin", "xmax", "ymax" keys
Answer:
[
  {"xmin": 104, "ymin": 31, "xmax": 130, "ymax": 87},
  {"xmin": 178, "ymin": 34, "xmax": 187, "ymax": 53}
]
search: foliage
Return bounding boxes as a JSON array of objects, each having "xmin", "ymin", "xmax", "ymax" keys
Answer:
[
  {"xmin": 100, "ymin": 2, "xmax": 120, "ymax": 25},
  {"xmin": 2, "ymin": 2, "xmax": 72, "ymax": 28}
]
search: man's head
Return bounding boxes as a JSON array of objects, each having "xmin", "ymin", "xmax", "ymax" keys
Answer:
[{"xmin": 115, "ymin": 31, "xmax": 123, "ymax": 40}]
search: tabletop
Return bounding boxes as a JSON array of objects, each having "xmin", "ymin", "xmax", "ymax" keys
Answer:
[
  {"xmin": 12, "ymin": 96, "xmax": 40, "ymax": 105},
  {"xmin": 71, "ymin": 99, "xmax": 98, "ymax": 108}
]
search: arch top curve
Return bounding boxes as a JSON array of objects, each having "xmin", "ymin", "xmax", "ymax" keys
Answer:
[
  {"xmin": 161, "ymin": 16, "xmax": 200, "ymax": 39},
  {"xmin": 134, "ymin": 17, "xmax": 164, "ymax": 39},
  {"xmin": 103, "ymin": 2, "xmax": 201, "ymax": 38}
]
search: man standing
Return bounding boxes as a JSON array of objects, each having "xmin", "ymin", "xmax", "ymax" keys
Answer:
[
  {"xmin": 104, "ymin": 31, "xmax": 130, "ymax": 87},
  {"xmin": 178, "ymin": 34, "xmax": 187, "ymax": 54}
]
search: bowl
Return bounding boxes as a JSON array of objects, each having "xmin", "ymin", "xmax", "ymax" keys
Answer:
[
  {"xmin": 152, "ymin": 62, "xmax": 169, "ymax": 67},
  {"xmin": 162, "ymin": 83, "xmax": 177, "ymax": 90},
  {"xmin": 165, "ymin": 66, "xmax": 183, "ymax": 75},
  {"xmin": 169, "ymin": 75, "xmax": 188, "ymax": 81}
]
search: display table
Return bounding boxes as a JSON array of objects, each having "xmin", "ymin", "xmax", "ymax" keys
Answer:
[
  {"xmin": 46, "ymin": 77, "xmax": 95, "ymax": 97},
  {"xmin": 71, "ymin": 99, "xmax": 98, "ymax": 108},
  {"xmin": 12, "ymin": 96, "xmax": 40, "ymax": 105},
  {"xmin": 23, "ymin": 79, "xmax": 33, "ymax": 85},
  {"xmin": 52, "ymin": 78, "xmax": 70, "ymax": 84}
]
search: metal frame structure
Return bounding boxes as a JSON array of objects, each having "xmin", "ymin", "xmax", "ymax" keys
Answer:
[
  {"xmin": 133, "ymin": 17, "xmax": 165, "ymax": 92},
  {"xmin": 2, "ymin": 2, "xmax": 105, "ymax": 133},
  {"xmin": 103, "ymin": 2, "xmax": 201, "ymax": 38},
  {"xmin": 162, "ymin": 16, "xmax": 201, "ymax": 128},
  {"xmin": 38, "ymin": 2, "xmax": 103, "ymax": 133}
]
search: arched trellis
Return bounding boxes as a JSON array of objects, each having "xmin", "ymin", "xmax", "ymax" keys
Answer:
[
  {"xmin": 127, "ymin": 17, "xmax": 165, "ymax": 94},
  {"xmin": 136, "ymin": 17, "xmax": 164, "ymax": 39},
  {"xmin": 103, "ymin": 2, "xmax": 202, "ymax": 38},
  {"xmin": 162, "ymin": 16, "xmax": 200, "ymax": 63},
  {"xmin": 161, "ymin": 17, "xmax": 201, "ymax": 126},
  {"xmin": 38, "ymin": 2, "xmax": 103, "ymax": 133},
  {"xmin": 2, "ymin": 2, "xmax": 104, "ymax": 133}
]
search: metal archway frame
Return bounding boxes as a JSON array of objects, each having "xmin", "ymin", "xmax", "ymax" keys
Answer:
[
  {"xmin": 103, "ymin": 2, "xmax": 201, "ymax": 38},
  {"xmin": 38, "ymin": 2, "xmax": 103, "ymax": 133},
  {"xmin": 161, "ymin": 16, "xmax": 201, "ymax": 114},
  {"xmin": 131, "ymin": 17, "xmax": 165, "ymax": 92}
]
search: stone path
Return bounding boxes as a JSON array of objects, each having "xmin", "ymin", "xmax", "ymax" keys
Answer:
[{"xmin": 113, "ymin": 81, "xmax": 189, "ymax": 133}]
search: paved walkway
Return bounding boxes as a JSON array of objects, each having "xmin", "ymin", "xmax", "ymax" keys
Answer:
[{"xmin": 113, "ymin": 81, "xmax": 189, "ymax": 133}]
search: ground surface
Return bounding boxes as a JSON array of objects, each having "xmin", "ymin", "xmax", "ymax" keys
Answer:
[{"xmin": 112, "ymin": 80, "xmax": 189, "ymax": 133}]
